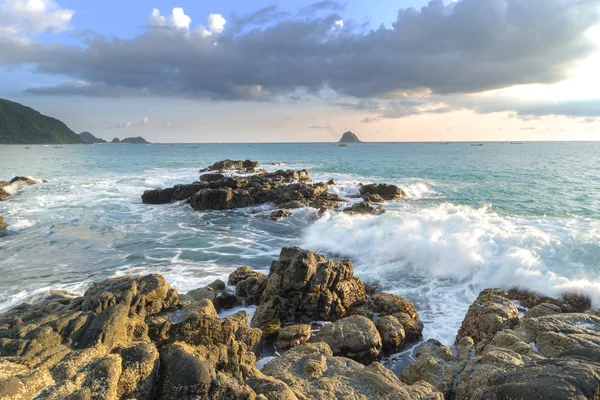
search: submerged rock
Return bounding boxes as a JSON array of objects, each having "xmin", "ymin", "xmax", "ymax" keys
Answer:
[
  {"xmin": 342, "ymin": 201, "xmax": 385, "ymax": 215},
  {"xmin": 0, "ymin": 216, "xmax": 6, "ymax": 230},
  {"xmin": 269, "ymin": 210, "xmax": 292, "ymax": 221},
  {"xmin": 251, "ymin": 247, "xmax": 366, "ymax": 332}
]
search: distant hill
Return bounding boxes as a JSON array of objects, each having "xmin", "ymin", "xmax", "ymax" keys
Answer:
[
  {"xmin": 338, "ymin": 131, "xmax": 362, "ymax": 143},
  {"xmin": 78, "ymin": 131, "xmax": 107, "ymax": 144},
  {"xmin": 0, "ymin": 98, "xmax": 83, "ymax": 144},
  {"xmin": 111, "ymin": 136, "xmax": 150, "ymax": 144}
]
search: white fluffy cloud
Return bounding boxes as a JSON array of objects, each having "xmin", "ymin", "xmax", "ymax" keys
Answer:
[
  {"xmin": 0, "ymin": 0, "xmax": 73, "ymax": 36},
  {"xmin": 208, "ymin": 13, "xmax": 226, "ymax": 33},
  {"xmin": 148, "ymin": 7, "xmax": 191, "ymax": 30}
]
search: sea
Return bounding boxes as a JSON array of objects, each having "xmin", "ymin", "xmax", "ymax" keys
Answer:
[{"xmin": 1, "ymin": 142, "xmax": 599, "ymax": 346}]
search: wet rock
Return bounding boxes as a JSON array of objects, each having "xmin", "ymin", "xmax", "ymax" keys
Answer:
[
  {"xmin": 327, "ymin": 179, "xmax": 336, "ymax": 185},
  {"xmin": 376, "ymin": 315, "xmax": 406, "ymax": 353},
  {"xmin": 393, "ymin": 312, "xmax": 424, "ymax": 343},
  {"xmin": 525, "ymin": 302, "xmax": 562, "ymax": 318},
  {"xmin": 261, "ymin": 342, "xmax": 443, "ymax": 399},
  {"xmin": 200, "ymin": 159, "xmax": 260, "ymax": 173},
  {"xmin": 142, "ymin": 163, "xmax": 347, "ymax": 213},
  {"xmin": 363, "ymin": 193, "xmax": 385, "ymax": 203},
  {"xmin": 275, "ymin": 324, "xmax": 311, "ymax": 350},
  {"xmin": 507, "ymin": 287, "xmax": 591, "ymax": 313},
  {"xmin": 229, "ymin": 266, "xmax": 267, "ymax": 286},
  {"xmin": 217, "ymin": 290, "xmax": 238, "ymax": 310},
  {"xmin": 359, "ymin": 183, "xmax": 405, "ymax": 200},
  {"xmin": 207, "ymin": 279, "xmax": 226, "ymax": 291},
  {"xmin": 269, "ymin": 210, "xmax": 292, "ymax": 221},
  {"xmin": 342, "ymin": 201, "xmax": 385, "ymax": 215},
  {"xmin": 317, "ymin": 315, "xmax": 382, "ymax": 364},
  {"xmin": 158, "ymin": 343, "xmax": 215, "ymax": 399},
  {"xmin": 235, "ymin": 277, "xmax": 266, "ymax": 306},
  {"xmin": 251, "ymin": 247, "xmax": 366, "ymax": 333},
  {"xmin": 0, "ymin": 216, "xmax": 6, "ymax": 230},
  {"xmin": 455, "ymin": 289, "xmax": 520, "ymax": 345},
  {"xmin": 0, "ymin": 177, "xmax": 39, "ymax": 201},
  {"xmin": 371, "ymin": 292, "xmax": 419, "ymax": 321}
]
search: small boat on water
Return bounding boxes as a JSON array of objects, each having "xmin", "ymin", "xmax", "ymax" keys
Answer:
[
  {"xmin": 471, "ymin": 143, "xmax": 484, "ymax": 146},
  {"xmin": 187, "ymin": 146, "xmax": 199, "ymax": 148},
  {"xmin": 510, "ymin": 142, "xmax": 522, "ymax": 145},
  {"xmin": 161, "ymin": 145, "xmax": 173, "ymax": 148},
  {"xmin": 338, "ymin": 143, "xmax": 348, "ymax": 147},
  {"xmin": 24, "ymin": 146, "xmax": 33, "ymax": 149}
]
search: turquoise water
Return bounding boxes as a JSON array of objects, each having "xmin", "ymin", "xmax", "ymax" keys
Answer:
[{"xmin": 1, "ymin": 142, "xmax": 599, "ymax": 343}]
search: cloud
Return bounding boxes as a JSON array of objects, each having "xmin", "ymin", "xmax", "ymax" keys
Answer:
[
  {"xmin": 308, "ymin": 125, "xmax": 329, "ymax": 129},
  {"xmin": 4, "ymin": 0, "xmax": 600, "ymax": 119},
  {"xmin": 0, "ymin": 0, "xmax": 74, "ymax": 36},
  {"xmin": 142, "ymin": 116, "xmax": 150, "ymax": 124},
  {"xmin": 361, "ymin": 117, "xmax": 379, "ymax": 123},
  {"xmin": 104, "ymin": 121, "xmax": 132, "ymax": 130}
]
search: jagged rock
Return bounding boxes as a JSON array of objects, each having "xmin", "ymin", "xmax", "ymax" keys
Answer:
[
  {"xmin": 235, "ymin": 277, "xmax": 266, "ymax": 306},
  {"xmin": 342, "ymin": 201, "xmax": 385, "ymax": 215},
  {"xmin": 251, "ymin": 247, "xmax": 366, "ymax": 333},
  {"xmin": 216, "ymin": 290, "xmax": 238, "ymax": 310},
  {"xmin": 371, "ymin": 292, "xmax": 419, "ymax": 321},
  {"xmin": 0, "ymin": 216, "xmax": 6, "ymax": 230},
  {"xmin": 275, "ymin": 324, "xmax": 311, "ymax": 350},
  {"xmin": 200, "ymin": 159, "xmax": 260, "ymax": 173},
  {"xmin": 507, "ymin": 287, "xmax": 592, "ymax": 313},
  {"xmin": 261, "ymin": 342, "xmax": 443, "ymax": 399},
  {"xmin": 142, "ymin": 164, "xmax": 347, "ymax": 213},
  {"xmin": 455, "ymin": 289, "xmax": 520, "ymax": 345},
  {"xmin": 200, "ymin": 173, "xmax": 225, "ymax": 182},
  {"xmin": 522, "ymin": 313, "xmax": 600, "ymax": 357},
  {"xmin": 0, "ymin": 274, "xmax": 180, "ymax": 400},
  {"xmin": 317, "ymin": 315, "xmax": 382, "ymax": 364},
  {"xmin": 229, "ymin": 266, "xmax": 267, "ymax": 286},
  {"xmin": 359, "ymin": 183, "xmax": 405, "ymax": 200},
  {"xmin": 376, "ymin": 315, "xmax": 406, "ymax": 353},
  {"xmin": 269, "ymin": 210, "xmax": 292, "ymax": 221},
  {"xmin": 525, "ymin": 302, "xmax": 562, "ymax": 318}
]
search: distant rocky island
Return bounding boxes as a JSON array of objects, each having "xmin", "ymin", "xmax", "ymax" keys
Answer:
[
  {"xmin": 111, "ymin": 136, "xmax": 151, "ymax": 144},
  {"xmin": 78, "ymin": 131, "xmax": 107, "ymax": 144},
  {"xmin": 339, "ymin": 131, "xmax": 362, "ymax": 143},
  {"xmin": 0, "ymin": 98, "xmax": 83, "ymax": 144}
]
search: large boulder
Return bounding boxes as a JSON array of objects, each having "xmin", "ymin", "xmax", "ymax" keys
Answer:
[
  {"xmin": 251, "ymin": 247, "xmax": 366, "ymax": 333},
  {"xmin": 317, "ymin": 315, "xmax": 382, "ymax": 363},
  {"xmin": 275, "ymin": 324, "xmax": 312, "ymax": 350},
  {"xmin": 376, "ymin": 315, "xmax": 406, "ymax": 353},
  {"xmin": 359, "ymin": 183, "xmax": 405, "ymax": 200},
  {"xmin": 455, "ymin": 289, "xmax": 520, "ymax": 345},
  {"xmin": 259, "ymin": 342, "xmax": 443, "ymax": 400},
  {"xmin": 229, "ymin": 266, "xmax": 266, "ymax": 286}
]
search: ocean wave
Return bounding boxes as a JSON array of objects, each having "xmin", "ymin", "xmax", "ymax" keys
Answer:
[{"xmin": 302, "ymin": 203, "xmax": 600, "ymax": 343}]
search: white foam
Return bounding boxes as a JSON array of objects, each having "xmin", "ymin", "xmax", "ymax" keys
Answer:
[{"xmin": 302, "ymin": 203, "xmax": 600, "ymax": 344}]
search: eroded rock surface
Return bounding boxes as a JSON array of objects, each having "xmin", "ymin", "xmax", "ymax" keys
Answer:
[{"xmin": 250, "ymin": 247, "xmax": 367, "ymax": 332}]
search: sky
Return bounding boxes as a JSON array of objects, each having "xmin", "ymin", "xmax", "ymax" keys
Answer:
[{"xmin": 1, "ymin": 0, "xmax": 600, "ymax": 142}]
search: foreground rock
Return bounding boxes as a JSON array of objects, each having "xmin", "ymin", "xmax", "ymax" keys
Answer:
[
  {"xmin": 257, "ymin": 342, "xmax": 442, "ymax": 400},
  {"xmin": 0, "ymin": 216, "xmax": 6, "ymax": 230},
  {"xmin": 401, "ymin": 288, "xmax": 599, "ymax": 399},
  {"xmin": 0, "ymin": 274, "xmax": 265, "ymax": 400},
  {"xmin": 250, "ymin": 247, "xmax": 367, "ymax": 333},
  {"xmin": 0, "ymin": 177, "xmax": 38, "ymax": 201},
  {"xmin": 317, "ymin": 315, "xmax": 382, "ymax": 363}
]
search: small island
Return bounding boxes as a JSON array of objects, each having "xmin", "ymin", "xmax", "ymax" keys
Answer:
[
  {"xmin": 111, "ymin": 136, "xmax": 151, "ymax": 144},
  {"xmin": 338, "ymin": 131, "xmax": 362, "ymax": 143},
  {"xmin": 78, "ymin": 131, "xmax": 107, "ymax": 144}
]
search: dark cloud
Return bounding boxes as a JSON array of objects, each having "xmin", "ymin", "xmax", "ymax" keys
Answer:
[
  {"xmin": 361, "ymin": 117, "xmax": 379, "ymax": 123},
  {"xmin": 2, "ymin": 0, "xmax": 600, "ymax": 118}
]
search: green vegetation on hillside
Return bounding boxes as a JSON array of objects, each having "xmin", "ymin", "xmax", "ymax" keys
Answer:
[
  {"xmin": 78, "ymin": 131, "xmax": 107, "ymax": 144},
  {"xmin": 0, "ymin": 98, "xmax": 83, "ymax": 144}
]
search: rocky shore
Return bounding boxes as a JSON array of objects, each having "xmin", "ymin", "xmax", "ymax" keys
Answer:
[
  {"xmin": 141, "ymin": 159, "xmax": 405, "ymax": 217},
  {"xmin": 0, "ymin": 246, "xmax": 597, "ymax": 400}
]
